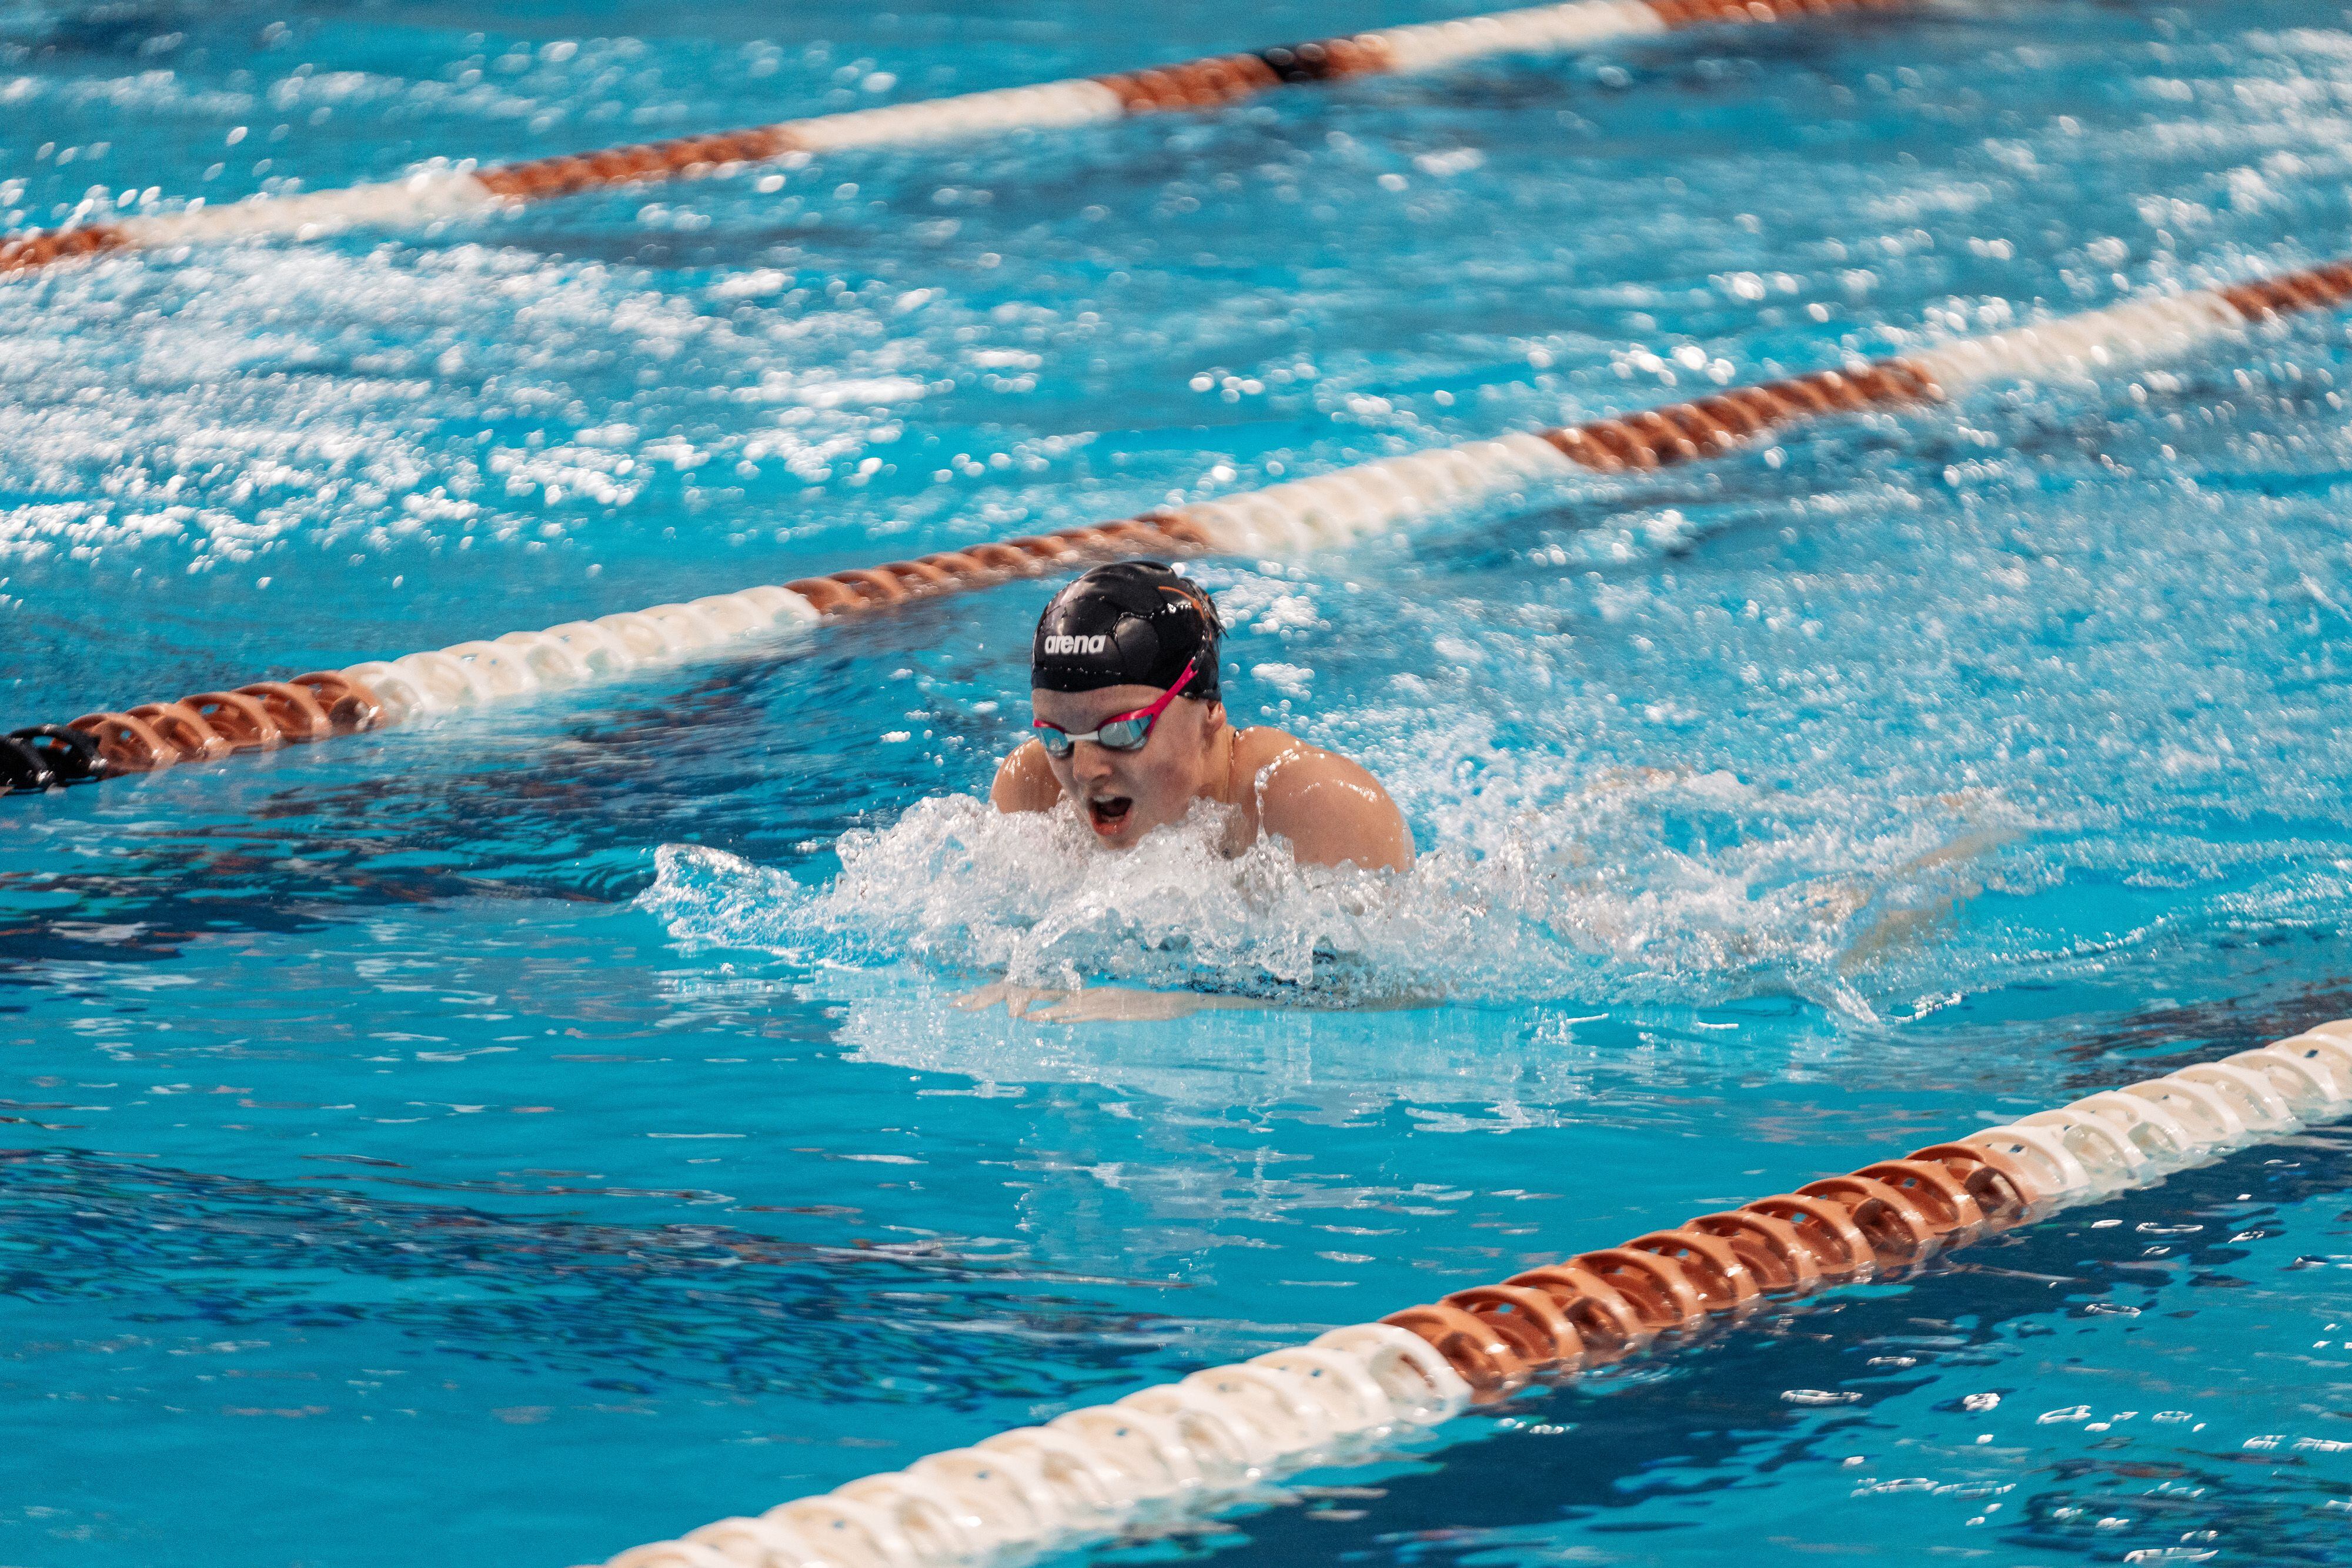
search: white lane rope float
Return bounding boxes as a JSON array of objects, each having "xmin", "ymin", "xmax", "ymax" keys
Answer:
[
  {"xmin": 582, "ymin": 1022, "xmax": 2352, "ymax": 1568},
  {"xmin": 6, "ymin": 255, "xmax": 2347, "ymax": 797},
  {"xmin": 0, "ymin": 0, "xmax": 1903, "ymax": 278}
]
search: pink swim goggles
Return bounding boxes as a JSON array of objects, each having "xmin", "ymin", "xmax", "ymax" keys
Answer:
[{"xmin": 1032, "ymin": 659, "xmax": 1198, "ymax": 758}]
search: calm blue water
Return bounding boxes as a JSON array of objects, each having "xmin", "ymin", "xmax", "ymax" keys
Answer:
[{"xmin": 6, "ymin": 0, "xmax": 2352, "ymax": 1563}]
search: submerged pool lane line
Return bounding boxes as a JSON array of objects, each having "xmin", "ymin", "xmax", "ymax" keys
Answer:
[
  {"xmin": 589, "ymin": 1024, "xmax": 2352, "ymax": 1568},
  {"xmin": 6, "ymin": 254, "xmax": 2348, "ymax": 801},
  {"xmin": 0, "ymin": 0, "xmax": 1900, "ymax": 279}
]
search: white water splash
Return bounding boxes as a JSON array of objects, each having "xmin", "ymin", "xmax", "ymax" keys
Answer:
[{"xmin": 637, "ymin": 771, "xmax": 2034, "ymax": 1016}]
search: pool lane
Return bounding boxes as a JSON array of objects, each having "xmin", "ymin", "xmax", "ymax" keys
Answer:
[{"xmin": 7, "ymin": 0, "xmax": 2352, "ymax": 1562}]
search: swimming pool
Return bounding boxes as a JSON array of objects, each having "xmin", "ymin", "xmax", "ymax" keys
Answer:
[{"xmin": 6, "ymin": 0, "xmax": 2352, "ymax": 1561}]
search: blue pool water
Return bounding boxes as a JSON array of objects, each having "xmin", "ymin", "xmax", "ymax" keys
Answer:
[{"xmin": 6, "ymin": 0, "xmax": 2352, "ymax": 1562}]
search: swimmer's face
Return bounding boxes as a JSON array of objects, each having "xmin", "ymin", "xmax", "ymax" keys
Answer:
[{"xmin": 1030, "ymin": 684, "xmax": 1224, "ymax": 849}]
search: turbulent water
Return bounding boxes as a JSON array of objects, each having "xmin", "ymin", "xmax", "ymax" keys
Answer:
[
  {"xmin": 640, "ymin": 769, "xmax": 2037, "ymax": 1016},
  {"xmin": 7, "ymin": 0, "xmax": 2352, "ymax": 1563}
]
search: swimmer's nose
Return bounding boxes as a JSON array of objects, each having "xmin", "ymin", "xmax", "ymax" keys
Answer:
[{"xmin": 1070, "ymin": 741, "xmax": 1116, "ymax": 782}]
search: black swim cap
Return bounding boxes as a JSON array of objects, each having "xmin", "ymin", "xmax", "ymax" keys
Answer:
[{"xmin": 1031, "ymin": 560, "xmax": 1223, "ymax": 698}]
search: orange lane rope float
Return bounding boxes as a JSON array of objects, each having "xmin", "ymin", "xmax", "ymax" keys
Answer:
[
  {"xmin": 587, "ymin": 1024, "xmax": 2352, "ymax": 1568},
  {"xmin": 7, "ymin": 256, "xmax": 2350, "ymax": 799},
  {"xmin": 0, "ymin": 0, "xmax": 1900, "ymax": 279}
]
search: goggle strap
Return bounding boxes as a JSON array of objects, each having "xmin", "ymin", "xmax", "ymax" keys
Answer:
[{"xmin": 1030, "ymin": 657, "xmax": 1199, "ymax": 757}]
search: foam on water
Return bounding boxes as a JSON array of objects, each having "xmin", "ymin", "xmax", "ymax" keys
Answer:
[
  {"xmin": 15, "ymin": 1, "xmax": 2352, "ymax": 1563},
  {"xmin": 639, "ymin": 765, "xmax": 2035, "ymax": 1015}
]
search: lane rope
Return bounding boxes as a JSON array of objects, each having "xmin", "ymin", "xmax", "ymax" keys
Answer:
[
  {"xmin": 8, "ymin": 255, "xmax": 2348, "ymax": 799},
  {"xmin": 0, "ymin": 0, "xmax": 1900, "ymax": 279},
  {"xmin": 582, "ymin": 1021, "xmax": 2352, "ymax": 1568}
]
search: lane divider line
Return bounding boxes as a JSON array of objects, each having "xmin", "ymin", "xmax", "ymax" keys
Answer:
[
  {"xmin": 7, "ymin": 256, "xmax": 2347, "ymax": 799},
  {"xmin": 584, "ymin": 1020, "xmax": 2352, "ymax": 1568},
  {"xmin": 0, "ymin": 0, "xmax": 1900, "ymax": 279}
]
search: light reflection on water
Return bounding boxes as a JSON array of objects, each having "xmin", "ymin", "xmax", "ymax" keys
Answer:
[{"xmin": 5, "ymin": 0, "xmax": 2352, "ymax": 1562}]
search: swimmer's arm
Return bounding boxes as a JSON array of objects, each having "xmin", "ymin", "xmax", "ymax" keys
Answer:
[
  {"xmin": 1252, "ymin": 744, "xmax": 1415, "ymax": 872},
  {"xmin": 957, "ymin": 982, "xmax": 1269, "ymax": 1022},
  {"xmin": 989, "ymin": 739, "xmax": 1061, "ymax": 814},
  {"xmin": 958, "ymin": 981, "xmax": 1440, "ymax": 1023}
]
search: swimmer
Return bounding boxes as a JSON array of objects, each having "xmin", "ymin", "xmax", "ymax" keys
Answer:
[
  {"xmin": 988, "ymin": 560, "xmax": 1414, "ymax": 872},
  {"xmin": 964, "ymin": 560, "xmax": 1414, "ymax": 1024}
]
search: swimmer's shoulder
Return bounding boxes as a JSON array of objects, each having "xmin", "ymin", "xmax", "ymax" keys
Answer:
[
  {"xmin": 1229, "ymin": 727, "xmax": 1414, "ymax": 872},
  {"xmin": 1228, "ymin": 726, "xmax": 1354, "ymax": 785},
  {"xmin": 990, "ymin": 738, "xmax": 1061, "ymax": 814},
  {"xmin": 1229, "ymin": 725, "xmax": 1305, "ymax": 779}
]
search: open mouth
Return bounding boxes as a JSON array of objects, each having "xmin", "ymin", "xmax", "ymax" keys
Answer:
[{"xmin": 1086, "ymin": 796, "xmax": 1133, "ymax": 834}]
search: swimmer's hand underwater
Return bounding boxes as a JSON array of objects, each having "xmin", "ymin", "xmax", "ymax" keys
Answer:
[
  {"xmin": 954, "ymin": 981, "xmax": 1269, "ymax": 1023},
  {"xmin": 956, "ymin": 979, "xmax": 1440, "ymax": 1023},
  {"xmin": 990, "ymin": 560, "xmax": 1414, "ymax": 873}
]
